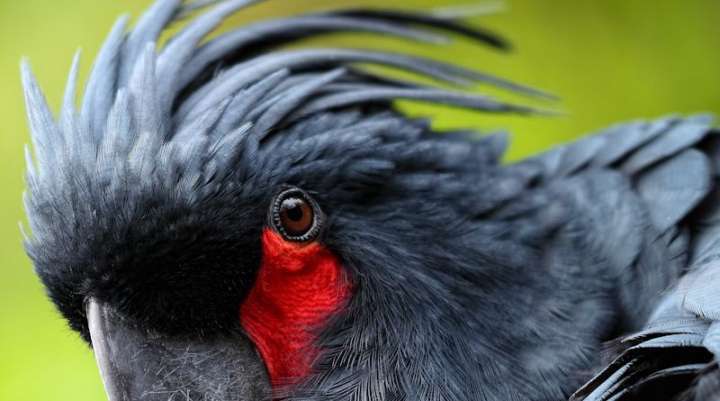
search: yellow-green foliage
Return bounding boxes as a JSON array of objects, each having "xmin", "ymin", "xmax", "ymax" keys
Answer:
[{"xmin": 1, "ymin": 1, "xmax": 719, "ymax": 400}]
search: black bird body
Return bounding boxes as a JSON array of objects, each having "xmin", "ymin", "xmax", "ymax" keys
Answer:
[{"xmin": 20, "ymin": 1, "xmax": 720, "ymax": 400}]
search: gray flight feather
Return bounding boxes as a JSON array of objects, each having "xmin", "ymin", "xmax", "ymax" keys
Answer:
[
  {"xmin": 591, "ymin": 117, "xmax": 676, "ymax": 167},
  {"xmin": 636, "ymin": 149, "xmax": 712, "ymax": 233},
  {"xmin": 621, "ymin": 117, "xmax": 712, "ymax": 174}
]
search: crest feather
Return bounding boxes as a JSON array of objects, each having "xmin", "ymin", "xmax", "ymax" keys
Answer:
[{"xmin": 22, "ymin": 0, "xmax": 549, "ymax": 248}]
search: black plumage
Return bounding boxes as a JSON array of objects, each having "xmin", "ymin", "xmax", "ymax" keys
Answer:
[{"xmin": 20, "ymin": 1, "xmax": 720, "ymax": 400}]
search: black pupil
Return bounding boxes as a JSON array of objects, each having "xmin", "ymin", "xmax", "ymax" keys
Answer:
[{"xmin": 284, "ymin": 199, "xmax": 305, "ymax": 221}]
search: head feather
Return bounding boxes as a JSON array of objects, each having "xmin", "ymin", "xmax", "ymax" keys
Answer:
[
  {"xmin": 21, "ymin": 0, "xmax": 547, "ymax": 338},
  {"xmin": 23, "ymin": 0, "xmax": 545, "ymax": 187}
]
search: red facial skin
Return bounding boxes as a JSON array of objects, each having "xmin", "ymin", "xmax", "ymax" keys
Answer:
[{"xmin": 240, "ymin": 229, "xmax": 352, "ymax": 386}]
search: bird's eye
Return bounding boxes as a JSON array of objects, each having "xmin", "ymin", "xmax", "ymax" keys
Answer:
[{"xmin": 270, "ymin": 188, "xmax": 324, "ymax": 242}]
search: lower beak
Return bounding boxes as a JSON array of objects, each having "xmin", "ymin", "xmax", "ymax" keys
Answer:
[{"xmin": 86, "ymin": 299, "xmax": 270, "ymax": 401}]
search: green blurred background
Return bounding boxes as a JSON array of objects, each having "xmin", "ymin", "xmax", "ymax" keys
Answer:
[{"xmin": 2, "ymin": 0, "xmax": 720, "ymax": 399}]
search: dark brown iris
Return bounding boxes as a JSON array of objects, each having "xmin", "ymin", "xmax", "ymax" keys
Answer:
[
  {"xmin": 278, "ymin": 197, "xmax": 314, "ymax": 237},
  {"xmin": 270, "ymin": 188, "xmax": 324, "ymax": 242}
]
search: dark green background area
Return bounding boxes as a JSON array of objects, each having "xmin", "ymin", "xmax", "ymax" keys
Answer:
[{"xmin": 1, "ymin": 1, "xmax": 719, "ymax": 399}]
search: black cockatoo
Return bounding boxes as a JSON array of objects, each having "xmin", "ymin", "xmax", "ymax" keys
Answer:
[{"xmin": 20, "ymin": 1, "xmax": 720, "ymax": 400}]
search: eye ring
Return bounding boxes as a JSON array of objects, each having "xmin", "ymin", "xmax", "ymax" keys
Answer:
[{"xmin": 269, "ymin": 187, "xmax": 324, "ymax": 242}]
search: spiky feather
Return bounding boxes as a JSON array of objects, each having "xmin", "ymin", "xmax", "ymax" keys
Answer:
[{"xmin": 22, "ymin": 1, "xmax": 720, "ymax": 401}]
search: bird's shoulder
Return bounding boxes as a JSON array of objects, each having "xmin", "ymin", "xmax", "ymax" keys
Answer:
[{"xmin": 511, "ymin": 114, "xmax": 720, "ymax": 401}]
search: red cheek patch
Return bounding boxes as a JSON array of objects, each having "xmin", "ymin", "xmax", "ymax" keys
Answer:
[{"xmin": 239, "ymin": 229, "xmax": 352, "ymax": 386}]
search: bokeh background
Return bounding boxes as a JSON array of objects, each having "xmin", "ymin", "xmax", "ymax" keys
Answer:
[{"xmin": 2, "ymin": 0, "xmax": 720, "ymax": 399}]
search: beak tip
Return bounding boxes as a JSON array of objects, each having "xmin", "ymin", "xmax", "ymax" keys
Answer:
[{"xmin": 87, "ymin": 299, "xmax": 128, "ymax": 401}]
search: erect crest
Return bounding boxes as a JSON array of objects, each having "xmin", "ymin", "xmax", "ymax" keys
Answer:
[{"xmin": 21, "ymin": 0, "xmax": 547, "ymax": 325}]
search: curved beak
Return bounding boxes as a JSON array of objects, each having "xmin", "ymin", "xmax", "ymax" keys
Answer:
[{"xmin": 86, "ymin": 299, "xmax": 270, "ymax": 401}]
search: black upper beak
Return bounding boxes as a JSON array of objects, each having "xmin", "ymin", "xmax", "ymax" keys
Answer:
[{"xmin": 86, "ymin": 299, "xmax": 270, "ymax": 401}]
